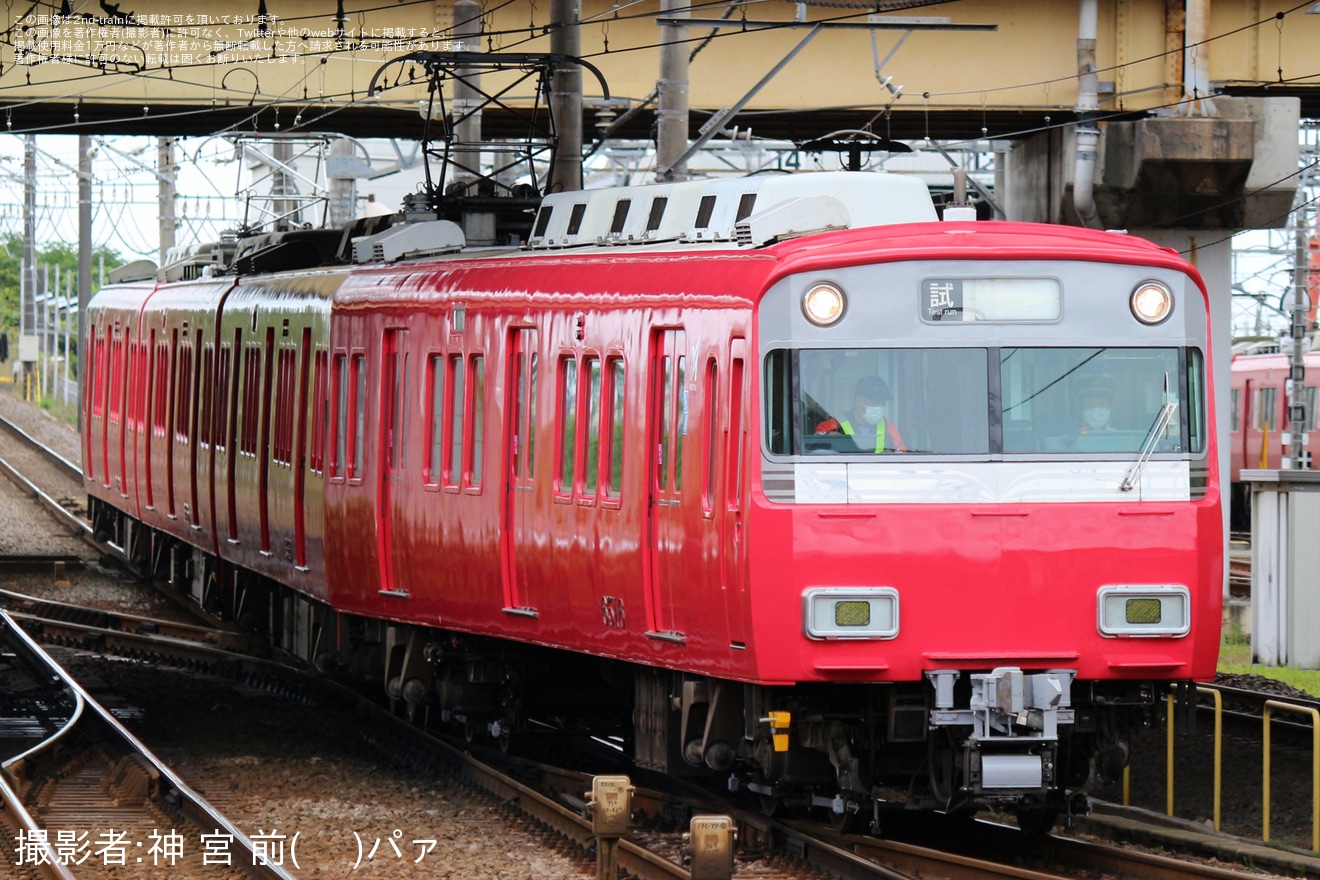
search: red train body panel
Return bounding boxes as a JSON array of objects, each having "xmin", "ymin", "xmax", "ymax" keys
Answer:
[{"xmin": 84, "ymin": 172, "xmax": 1221, "ymax": 825}]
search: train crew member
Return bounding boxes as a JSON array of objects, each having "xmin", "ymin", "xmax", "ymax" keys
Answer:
[
  {"xmin": 1079, "ymin": 386, "xmax": 1114, "ymax": 433},
  {"xmin": 815, "ymin": 376, "xmax": 907, "ymax": 453}
]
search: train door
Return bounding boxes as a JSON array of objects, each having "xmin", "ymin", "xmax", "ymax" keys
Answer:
[
  {"xmin": 183, "ymin": 332, "xmax": 201, "ymax": 528},
  {"xmin": 378, "ymin": 328, "xmax": 409, "ymax": 595},
  {"xmin": 259, "ymin": 326, "xmax": 276, "ymax": 553},
  {"xmin": 721, "ymin": 337, "xmax": 749, "ymax": 646},
  {"xmin": 113, "ymin": 330, "xmax": 129, "ymax": 496},
  {"xmin": 502, "ymin": 327, "xmax": 538, "ymax": 612},
  {"xmin": 645, "ymin": 328, "xmax": 687, "ymax": 638},
  {"xmin": 293, "ymin": 328, "xmax": 313, "ymax": 569},
  {"xmin": 224, "ymin": 330, "xmax": 241, "ymax": 542},
  {"xmin": 145, "ymin": 329, "xmax": 158, "ymax": 510},
  {"xmin": 167, "ymin": 328, "xmax": 178, "ymax": 518}
]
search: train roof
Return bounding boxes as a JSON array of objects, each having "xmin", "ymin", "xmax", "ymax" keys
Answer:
[{"xmin": 1231, "ymin": 349, "xmax": 1320, "ymax": 372}]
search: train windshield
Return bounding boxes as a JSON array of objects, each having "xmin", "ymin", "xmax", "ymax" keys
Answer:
[{"xmin": 766, "ymin": 347, "xmax": 1205, "ymax": 457}]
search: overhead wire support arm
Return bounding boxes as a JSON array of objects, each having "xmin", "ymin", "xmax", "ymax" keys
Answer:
[
  {"xmin": 366, "ymin": 51, "xmax": 610, "ymax": 205},
  {"xmin": 367, "ymin": 52, "xmax": 610, "ymax": 106}
]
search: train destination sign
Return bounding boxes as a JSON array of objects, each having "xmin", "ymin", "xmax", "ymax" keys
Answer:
[{"xmin": 922, "ymin": 277, "xmax": 1061, "ymax": 322}]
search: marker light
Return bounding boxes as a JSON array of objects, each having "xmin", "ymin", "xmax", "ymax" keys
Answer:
[
  {"xmin": 1131, "ymin": 281, "xmax": 1173, "ymax": 325},
  {"xmin": 1097, "ymin": 585, "xmax": 1190, "ymax": 637},
  {"xmin": 804, "ymin": 587, "xmax": 898, "ymax": 639},
  {"xmin": 803, "ymin": 283, "xmax": 846, "ymax": 327}
]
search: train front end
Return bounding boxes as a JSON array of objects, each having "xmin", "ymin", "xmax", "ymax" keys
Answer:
[{"xmin": 743, "ymin": 222, "xmax": 1221, "ymax": 824}]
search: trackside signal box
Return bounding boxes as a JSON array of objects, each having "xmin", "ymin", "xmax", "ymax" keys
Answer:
[
  {"xmin": 687, "ymin": 815, "xmax": 737, "ymax": 880},
  {"xmin": 587, "ymin": 775, "xmax": 633, "ymax": 837}
]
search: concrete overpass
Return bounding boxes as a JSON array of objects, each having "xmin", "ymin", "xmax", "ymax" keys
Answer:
[{"xmin": 4, "ymin": 1, "xmax": 1317, "ymax": 142}]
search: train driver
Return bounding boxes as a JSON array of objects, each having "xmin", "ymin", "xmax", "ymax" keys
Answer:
[
  {"xmin": 1079, "ymin": 386, "xmax": 1114, "ymax": 434},
  {"xmin": 815, "ymin": 376, "xmax": 907, "ymax": 453}
]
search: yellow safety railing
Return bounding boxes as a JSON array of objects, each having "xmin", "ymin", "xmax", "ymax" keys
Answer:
[
  {"xmin": 1263, "ymin": 701, "xmax": 1320, "ymax": 852},
  {"xmin": 1159, "ymin": 687, "xmax": 1222, "ymax": 830}
]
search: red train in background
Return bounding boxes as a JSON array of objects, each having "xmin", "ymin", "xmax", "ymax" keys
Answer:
[
  {"xmin": 82, "ymin": 170, "xmax": 1222, "ymax": 832},
  {"xmin": 1229, "ymin": 348, "xmax": 1320, "ymax": 526}
]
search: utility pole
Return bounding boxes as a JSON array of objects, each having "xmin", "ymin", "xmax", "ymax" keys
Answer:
[
  {"xmin": 655, "ymin": 0, "xmax": 690, "ymax": 182},
  {"xmin": 1284, "ymin": 203, "xmax": 1312, "ymax": 469},
  {"xmin": 78, "ymin": 134, "xmax": 92, "ymax": 431},
  {"xmin": 21, "ymin": 135, "xmax": 38, "ymax": 400},
  {"xmin": 549, "ymin": 0, "xmax": 582, "ymax": 193},
  {"xmin": 158, "ymin": 136, "xmax": 176, "ymax": 263}
]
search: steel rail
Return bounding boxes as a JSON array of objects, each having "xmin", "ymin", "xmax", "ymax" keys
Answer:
[
  {"xmin": 0, "ymin": 586, "xmax": 265, "ymax": 655},
  {"xmin": 0, "ymin": 452, "xmax": 91, "ymax": 538},
  {"xmin": 0, "ymin": 610, "xmax": 298, "ymax": 880},
  {"xmin": 0, "ymin": 413, "xmax": 83, "ymax": 482},
  {"xmin": 0, "ymin": 770, "xmax": 78, "ymax": 880}
]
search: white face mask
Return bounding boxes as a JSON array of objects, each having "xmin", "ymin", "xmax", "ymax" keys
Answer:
[
  {"xmin": 862, "ymin": 405, "xmax": 887, "ymax": 426},
  {"xmin": 1083, "ymin": 407, "xmax": 1110, "ymax": 430}
]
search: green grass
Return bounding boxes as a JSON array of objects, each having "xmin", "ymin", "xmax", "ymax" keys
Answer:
[
  {"xmin": 38, "ymin": 395, "xmax": 80, "ymax": 427},
  {"xmin": 1218, "ymin": 630, "xmax": 1320, "ymax": 698}
]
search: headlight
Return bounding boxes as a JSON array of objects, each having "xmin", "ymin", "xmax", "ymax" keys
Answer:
[
  {"xmin": 1131, "ymin": 281, "xmax": 1173, "ymax": 325},
  {"xmin": 1097, "ymin": 585, "xmax": 1189, "ymax": 637},
  {"xmin": 803, "ymin": 283, "xmax": 846, "ymax": 327},
  {"xmin": 804, "ymin": 587, "xmax": 898, "ymax": 639}
]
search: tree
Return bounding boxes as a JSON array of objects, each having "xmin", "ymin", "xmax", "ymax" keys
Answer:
[{"xmin": 0, "ymin": 235, "xmax": 124, "ymax": 340}]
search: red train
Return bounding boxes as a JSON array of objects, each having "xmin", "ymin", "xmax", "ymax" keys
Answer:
[
  {"xmin": 83, "ymin": 171, "xmax": 1222, "ymax": 831},
  {"xmin": 1228, "ymin": 348, "xmax": 1320, "ymax": 525}
]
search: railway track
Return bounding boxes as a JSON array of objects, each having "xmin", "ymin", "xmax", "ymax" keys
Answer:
[
  {"xmin": 0, "ymin": 611, "xmax": 296, "ymax": 880},
  {"xmin": 0, "ymin": 405, "xmax": 1298, "ymax": 879},
  {"xmin": 8, "ymin": 594, "xmax": 1280, "ymax": 880},
  {"xmin": 0, "ymin": 411, "xmax": 90, "ymax": 539},
  {"xmin": 0, "ymin": 586, "xmax": 267, "ymax": 658}
]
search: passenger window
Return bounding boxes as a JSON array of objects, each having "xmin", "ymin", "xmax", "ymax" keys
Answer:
[
  {"xmin": 558, "ymin": 357, "xmax": 578, "ymax": 494},
  {"xmin": 175, "ymin": 343, "xmax": 193, "ymax": 442},
  {"xmin": 446, "ymin": 354, "xmax": 465, "ymax": 488},
  {"xmin": 154, "ymin": 341, "xmax": 171, "ymax": 437},
  {"xmin": 350, "ymin": 353, "xmax": 366, "ymax": 479},
  {"xmin": 703, "ymin": 358, "xmax": 718, "ymax": 512},
  {"xmin": 674, "ymin": 355, "xmax": 687, "ymax": 491},
  {"xmin": 240, "ymin": 347, "xmax": 261, "ymax": 455},
  {"xmin": 198, "ymin": 347, "xmax": 214, "ymax": 446},
  {"xmin": 426, "ymin": 354, "xmax": 443, "ymax": 485},
  {"xmin": 469, "ymin": 355, "xmax": 485, "ymax": 489},
  {"xmin": 309, "ymin": 350, "xmax": 328, "ymax": 474},
  {"xmin": 1254, "ymin": 387, "xmax": 1277, "ymax": 431},
  {"xmin": 273, "ymin": 348, "xmax": 296, "ymax": 465},
  {"xmin": 1186, "ymin": 349, "xmax": 1205, "ymax": 453},
  {"xmin": 331, "ymin": 353, "xmax": 347, "ymax": 478},
  {"xmin": 216, "ymin": 345, "xmax": 232, "ymax": 453},
  {"xmin": 604, "ymin": 358, "xmax": 625, "ymax": 499},
  {"xmin": 583, "ymin": 356, "xmax": 601, "ymax": 496}
]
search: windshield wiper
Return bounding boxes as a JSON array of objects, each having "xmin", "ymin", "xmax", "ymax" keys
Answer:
[{"xmin": 1121, "ymin": 373, "xmax": 1177, "ymax": 492}]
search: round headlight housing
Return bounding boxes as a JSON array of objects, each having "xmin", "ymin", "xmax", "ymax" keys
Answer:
[
  {"xmin": 1131, "ymin": 281, "xmax": 1173, "ymax": 325},
  {"xmin": 803, "ymin": 283, "xmax": 846, "ymax": 327}
]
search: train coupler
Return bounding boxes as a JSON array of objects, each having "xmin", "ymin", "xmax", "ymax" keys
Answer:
[{"xmin": 926, "ymin": 667, "xmax": 1076, "ymax": 794}]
